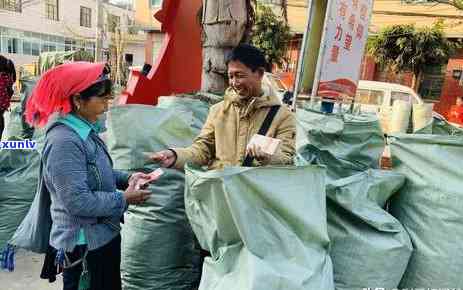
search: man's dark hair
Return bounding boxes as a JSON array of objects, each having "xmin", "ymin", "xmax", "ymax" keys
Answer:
[
  {"xmin": 0, "ymin": 55, "xmax": 8, "ymax": 73},
  {"xmin": 225, "ymin": 44, "xmax": 267, "ymax": 72}
]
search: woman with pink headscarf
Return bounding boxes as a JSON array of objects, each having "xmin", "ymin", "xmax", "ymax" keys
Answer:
[{"xmin": 23, "ymin": 62, "xmax": 155, "ymax": 290}]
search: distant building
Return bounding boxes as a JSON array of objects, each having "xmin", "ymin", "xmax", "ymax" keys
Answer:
[
  {"xmin": 0, "ymin": 0, "xmax": 146, "ymax": 67},
  {"xmin": 133, "ymin": 0, "xmax": 164, "ymax": 66}
]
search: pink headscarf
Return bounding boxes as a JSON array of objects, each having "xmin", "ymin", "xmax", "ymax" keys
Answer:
[{"xmin": 25, "ymin": 62, "xmax": 105, "ymax": 127}]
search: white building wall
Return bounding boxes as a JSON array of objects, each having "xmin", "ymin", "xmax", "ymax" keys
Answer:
[
  {"xmin": 125, "ymin": 42, "xmax": 144, "ymax": 66},
  {"xmin": 0, "ymin": 0, "xmax": 96, "ymax": 39},
  {"xmin": 0, "ymin": 0, "xmax": 144, "ymax": 67}
]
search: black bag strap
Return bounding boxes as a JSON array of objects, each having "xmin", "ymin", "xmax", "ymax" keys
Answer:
[{"xmin": 242, "ymin": 105, "xmax": 280, "ymax": 167}]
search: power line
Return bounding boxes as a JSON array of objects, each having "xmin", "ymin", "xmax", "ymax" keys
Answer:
[{"xmin": 374, "ymin": 10, "xmax": 463, "ymax": 18}]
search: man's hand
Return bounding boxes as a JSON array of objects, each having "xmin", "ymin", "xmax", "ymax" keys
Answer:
[
  {"xmin": 123, "ymin": 189, "xmax": 152, "ymax": 205},
  {"xmin": 246, "ymin": 143, "xmax": 271, "ymax": 163},
  {"xmin": 148, "ymin": 150, "xmax": 176, "ymax": 168}
]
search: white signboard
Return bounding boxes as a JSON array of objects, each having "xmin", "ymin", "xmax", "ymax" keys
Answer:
[{"xmin": 313, "ymin": 0, "xmax": 373, "ymax": 99}]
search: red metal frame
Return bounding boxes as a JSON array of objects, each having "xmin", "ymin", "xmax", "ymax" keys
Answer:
[{"xmin": 117, "ymin": 0, "xmax": 203, "ymax": 105}]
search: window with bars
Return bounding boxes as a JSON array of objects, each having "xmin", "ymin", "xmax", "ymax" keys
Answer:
[
  {"xmin": 108, "ymin": 14, "xmax": 121, "ymax": 33},
  {"xmin": 150, "ymin": 0, "xmax": 162, "ymax": 7},
  {"xmin": 80, "ymin": 6, "xmax": 92, "ymax": 28},
  {"xmin": 0, "ymin": 26, "xmax": 94, "ymax": 56},
  {"xmin": 0, "ymin": 0, "xmax": 21, "ymax": 12},
  {"xmin": 45, "ymin": 0, "xmax": 59, "ymax": 21},
  {"xmin": 418, "ymin": 65, "xmax": 446, "ymax": 102}
]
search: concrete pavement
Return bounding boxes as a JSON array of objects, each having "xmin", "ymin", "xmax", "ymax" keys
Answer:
[{"xmin": 0, "ymin": 250, "xmax": 62, "ymax": 290}]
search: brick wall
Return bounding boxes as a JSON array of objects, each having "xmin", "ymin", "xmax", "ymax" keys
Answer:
[{"xmin": 434, "ymin": 56, "xmax": 463, "ymax": 117}]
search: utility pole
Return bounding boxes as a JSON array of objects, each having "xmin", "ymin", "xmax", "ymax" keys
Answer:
[{"xmin": 95, "ymin": 0, "xmax": 104, "ymax": 61}]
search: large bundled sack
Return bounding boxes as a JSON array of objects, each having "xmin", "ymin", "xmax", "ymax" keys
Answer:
[
  {"xmin": 5, "ymin": 76, "xmax": 38, "ymax": 140},
  {"xmin": 156, "ymin": 96, "xmax": 210, "ymax": 131},
  {"xmin": 297, "ymin": 145, "xmax": 412, "ymax": 289},
  {"xmin": 5, "ymin": 105, "xmax": 24, "ymax": 139},
  {"xmin": 106, "ymin": 100, "xmax": 208, "ymax": 290},
  {"xmin": 377, "ymin": 105, "xmax": 392, "ymax": 134},
  {"xmin": 0, "ymin": 147, "xmax": 41, "ymax": 253},
  {"xmin": 121, "ymin": 165, "xmax": 201, "ymax": 290},
  {"xmin": 414, "ymin": 116, "xmax": 463, "ymax": 136},
  {"xmin": 390, "ymin": 100, "xmax": 412, "ymax": 134},
  {"xmin": 326, "ymin": 170, "xmax": 412, "ymax": 290},
  {"xmin": 107, "ymin": 99, "xmax": 209, "ymax": 170},
  {"xmin": 390, "ymin": 134, "xmax": 463, "ymax": 287},
  {"xmin": 296, "ymin": 108, "xmax": 384, "ymax": 169},
  {"xmin": 412, "ymin": 103, "xmax": 433, "ymax": 132},
  {"xmin": 184, "ymin": 165, "xmax": 334, "ymax": 290},
  {"xmin": 296, "ymin": 144, "xmax": 366, "ymax": 179}
]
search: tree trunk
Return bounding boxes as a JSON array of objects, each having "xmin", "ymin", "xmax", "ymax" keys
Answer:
[
  {"xmin": 411, "ymin": 70, "xmax": 423, "ymax": 91},
  {"xmin": 281, "ymin": 0, "xmax": 288, "ymax": 23},
  {"xmin": 201, "ymin": 0, "xmax": 250, "ymax": 95}
]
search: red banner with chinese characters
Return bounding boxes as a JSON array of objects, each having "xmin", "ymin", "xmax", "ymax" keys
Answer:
[{"xmin": 315, "ymin": 0, "xmax": 373, "ymax": 100}]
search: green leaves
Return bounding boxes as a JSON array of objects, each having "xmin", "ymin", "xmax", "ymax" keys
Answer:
[
  {"xmin": 251, "ymin": 4, "xmax": 292, "ymax": 71},
  {"xmin": 456, "ymin": 0, "xmax": 463, "ymax": 10},
  {"xmin": 367, "ymin": 22, "xmax": 459, "ymax": 76}
]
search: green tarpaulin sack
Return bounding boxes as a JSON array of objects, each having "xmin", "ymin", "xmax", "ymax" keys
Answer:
[
  {"xmin": 106, "ymin": 101, "xmax": 207, "ymax": 290},
  {"xmin": 296, "ymin": 145, "xmax": 412, "ymax": 289},
  {"xmin": 184, "ymin": 165, "xmax": 335, "ymax": 290},
  {"xmin": 0, "ymin": 147, "xmax": 41, "ymax": 254},
  {"xmin": 296, "ymin": 144, "xmax": 367, "ymax": 179},
  {"xmin": 107, "ymin": 99, "xmax": 209, "ymax": 170},
  {"xmin": 390, "ymin": 134, "xmax": 463, "ymax": 287},
  {"xmin": 5, "ymin": 76, "xmax": 38, "ymax": 140},
  {"xmin": 5, "ymin": 105, "xmax": 24, "ymax": 139},
  {"xmin": 296, "ymin": 109, "xmax": 384, "ymax": 169},
  {"xmin": 414, "ymin": 116, "xmax": 463, "ymax": 136},
  {"xmin": 326, "ymin": 170, "xmax": 412, "ymax": 290},
  {"xmin": 156, "ymin": 96, "xmax": 210, "ymax": 131}
]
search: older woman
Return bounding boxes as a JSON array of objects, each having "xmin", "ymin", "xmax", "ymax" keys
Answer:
[{"xmin": 25, "ymin": 62, "xmax": 153, "ymax": 290}]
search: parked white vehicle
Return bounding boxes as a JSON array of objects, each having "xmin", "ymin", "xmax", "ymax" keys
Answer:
[
  {"xmin": 353, "ymin": 80, "xmax": 445, "ymax": 133},
  {"xmin": 353, "ymin": 80, "xmax": 424, "ymax": 113},
  {"xmin": 302, "ymin": 80, "xmax": 439, "ymax": 133}
]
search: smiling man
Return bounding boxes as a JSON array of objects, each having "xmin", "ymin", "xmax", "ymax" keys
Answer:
[{"xmin": 150, "ymin": 44, "xmax": 296, "ymax": 169}]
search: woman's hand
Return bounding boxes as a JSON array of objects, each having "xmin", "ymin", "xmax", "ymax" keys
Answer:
[
  {"xmin": 123, "ymin": 189, "xmax": 152, "ymax": 205},
  {"xmin": 128, "ymin": 172, "xmax": 151, "ymax": 190},
  {"xmin": 148, "ymin": 150, "xmax": 176, "ymax": 168},
  {"xmin": 128, "ymin": 170, "xmax": 163, "ymax": 190}
]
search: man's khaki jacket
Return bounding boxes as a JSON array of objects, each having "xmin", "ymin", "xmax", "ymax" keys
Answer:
[{"xmin": 173, "ymin": 87, "xmax": 296, "ymax": 169}]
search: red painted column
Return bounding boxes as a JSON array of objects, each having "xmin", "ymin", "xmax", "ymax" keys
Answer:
[{"xmin": 435, "ymin": 57, "xmax": 463, "ymax": 118}]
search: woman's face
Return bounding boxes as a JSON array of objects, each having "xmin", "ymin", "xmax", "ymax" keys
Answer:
[{"xmin": 76, "ymin": 94, "xmax": 111, "ymax": 123}]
